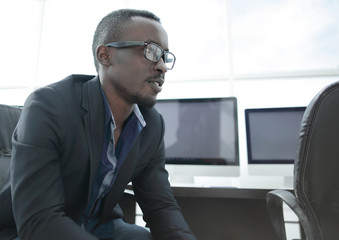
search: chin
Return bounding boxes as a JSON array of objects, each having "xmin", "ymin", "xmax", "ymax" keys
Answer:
[{"xmin": 135, "ymin": 96, "xmax": 157, "ymax": 108}]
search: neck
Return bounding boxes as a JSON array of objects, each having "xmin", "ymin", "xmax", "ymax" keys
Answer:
[
  {"xmin": 101, "ymin": 87, "xmax": 134, "ymax": 129},
  {"xmin": 111, "ymin": 102, "xmax": 134, "ymax": 129}
]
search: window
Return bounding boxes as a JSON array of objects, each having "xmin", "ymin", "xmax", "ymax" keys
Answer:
[
  {"xmin": 230, "ymin": 0, "xmax": 339, "ymax": 76},
  {"xmin": 1, "ymin": 0, "xmax": 338, "ymax": 99},
  {"xmin": 0, "ymin": 0, "xmax": 43, "ymax": 88},
  {"xmin": 36, "ymin": 0, "xmax": 230, "ymax": 84}
]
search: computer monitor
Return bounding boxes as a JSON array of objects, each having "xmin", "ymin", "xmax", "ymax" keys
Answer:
[
  {"xmin": 155, "ymin": 97, "xmax": 240, "ymax": 186},
  {"xmin": 245, "ymin": 107, "xmax": 306, "ymax": 187}
]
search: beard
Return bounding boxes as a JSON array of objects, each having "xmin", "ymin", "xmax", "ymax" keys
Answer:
[
  {"xmin": 110, "ymin": 76, "xmax": 160, "ymax": 109},
  {"xmin": 131, "ymin": 94, "xmax": 157, "ymax": 108}
]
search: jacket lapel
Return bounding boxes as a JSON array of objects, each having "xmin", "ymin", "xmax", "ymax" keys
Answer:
[
  {"xmin": 100, "ymin": 137, "xmax": 141, "ymax": 221},
  {"xmin": 81, "ymin": 76, "xmax": 105, "ymax": 201}
]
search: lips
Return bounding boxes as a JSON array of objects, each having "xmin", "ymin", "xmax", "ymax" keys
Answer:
[{"xmin": 147, "ymin": 77, "xmax": 164, "ymax": 93}]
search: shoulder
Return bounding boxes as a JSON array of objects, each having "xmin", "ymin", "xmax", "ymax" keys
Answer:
[
  {"xmin": 25, "ymin": 74, "xmax": 96, "ymax": 108},
  {"xmin": 48, "ymin": 74, "xmax": 96, "ymax": 95},
  {"xmin": 21, "ymin": 74, "xmax": 97, "ymax": 127}
]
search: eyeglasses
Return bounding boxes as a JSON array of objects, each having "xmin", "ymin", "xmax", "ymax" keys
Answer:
[{"xmin": 106, "ymin": 41, "xmax": 176, "ymax": 70}]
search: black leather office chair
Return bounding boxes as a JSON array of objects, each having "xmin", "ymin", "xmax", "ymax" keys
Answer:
[
  {"xmin": 266, "ymin": 81, "xmax": 339, "ymax": 240},
  {"xmin": 0, "ymin": 104, "xmax": 22, "ymax": 189}
]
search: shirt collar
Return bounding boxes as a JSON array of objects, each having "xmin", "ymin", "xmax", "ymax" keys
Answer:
[
  {"xmin": 133, "ymin": 104, "xmax": 146, "ymax": 127},
  {"xmin": 99, "ymin": 84, "xmax": 146, "ymax": 128}
]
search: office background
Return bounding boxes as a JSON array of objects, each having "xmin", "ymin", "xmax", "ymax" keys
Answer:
[{"xmin": 1, "ymin": 0, "xmax": 339, "ymax": 181}]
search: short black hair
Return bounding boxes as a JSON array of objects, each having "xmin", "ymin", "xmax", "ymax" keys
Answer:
[{"xmin": 92, "ymin": 9, "xmax": 161, "ymax": 71}]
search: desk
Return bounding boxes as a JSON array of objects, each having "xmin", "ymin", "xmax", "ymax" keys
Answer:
[
  {"xmin": 121, "ymin": 186, "xmax": 294, "ymax": 240},
  {"xmin": 171, "ymin": 186, "xmax": 283, "ymax": 240}
]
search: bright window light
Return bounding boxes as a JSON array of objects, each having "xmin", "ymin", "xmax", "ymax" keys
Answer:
[
  {"xmin": 0, "ymin": 0, "xmax": 338, "ymax": 95},
  {"xmin": 230, "ymin": 0, "xmax": 339, "ymax": 75},
  {"xmin": 0, "ymin": 0, "xmax": 43, "ymax": 88}
]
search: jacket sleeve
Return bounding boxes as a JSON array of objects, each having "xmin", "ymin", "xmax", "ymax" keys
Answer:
[
  {"xmin": 11, "ymin": 87, "xmax": 98, "ymax": 240},
  {"xmin": 132, "ymin": 113, "xmax": 197, "ymax": 240}
]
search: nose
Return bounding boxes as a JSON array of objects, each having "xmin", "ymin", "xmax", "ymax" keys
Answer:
[{"xmin": 154, "ymin": 57, "xmax": 168, "ymax": 74}]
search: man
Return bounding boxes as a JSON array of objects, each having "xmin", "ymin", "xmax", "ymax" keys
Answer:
[{"xmin": 0, "ymin": 9, "xmax": 197, "ymax": 240}]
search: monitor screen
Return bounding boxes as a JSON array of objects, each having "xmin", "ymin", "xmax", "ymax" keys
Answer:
[
  {"xmin": 245, "ymin": 107, "xmax": 306, "ymax": 164},
  {"xmin": 155, "ymin": 97, "xmax": 240, "ymax": 185}
]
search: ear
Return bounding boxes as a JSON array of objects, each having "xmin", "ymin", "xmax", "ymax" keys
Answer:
[{"xmin": 96, "ymin": 45, "xmax": 111, "ymax": 67}]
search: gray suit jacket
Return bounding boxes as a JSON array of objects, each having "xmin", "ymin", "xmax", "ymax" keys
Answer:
[{"xmin": 0, "ymin": 75, "xmax": 196, "ymax": 240}]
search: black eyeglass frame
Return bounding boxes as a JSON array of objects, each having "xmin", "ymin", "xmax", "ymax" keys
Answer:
[{"xmin": 106, "ymin": 41, "xmax": 176, "ymax": 70}]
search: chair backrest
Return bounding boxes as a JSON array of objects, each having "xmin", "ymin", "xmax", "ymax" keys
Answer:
[
  {"xmin": 294, "ymin": 81, "xmax": 339, "ymax": 240},
  {"xmin": 0, "ymin": 104, "xmax": 22, "ymax": 188}
]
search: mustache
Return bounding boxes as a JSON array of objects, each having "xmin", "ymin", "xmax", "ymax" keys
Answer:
[{"xmin": 146, "ymin": 74, "xmax": 164, "ymax": 81}]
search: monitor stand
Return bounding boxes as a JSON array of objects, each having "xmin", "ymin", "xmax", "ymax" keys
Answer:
[
  {"xmin": 283, "ymin": 176, "xmax": 294, "ymax": 189},
  {"xmin": 169, "ymin": 175, "xmax": 195, "ymax": 187},
  {"xmin": 169, "ymin": 175, "xmax": 240, "ymax": 188}
]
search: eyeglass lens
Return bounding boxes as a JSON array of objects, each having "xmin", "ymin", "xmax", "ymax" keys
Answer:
[{"xmin": 145, "ymin": 43, "xmax": 175, "ymax": 70}]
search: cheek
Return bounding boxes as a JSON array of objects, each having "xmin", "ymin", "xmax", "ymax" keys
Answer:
[
  {"xmin": 114, "ymin": 51, "xmax": 131, "ymax": 66},
  {"xmin": 124, "ymin": 61, "xmax": 150, "ymax": 80},
  {"xmin": 112, "ymin": 50, "xmax": 150, "ymax": 81},
  {"xmin": 121, "ymin": 69, "xmax": 146, "ymax": 87}
]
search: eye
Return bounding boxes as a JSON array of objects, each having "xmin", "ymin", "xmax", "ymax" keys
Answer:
[{"xmin": 154, "ymin": 47, "xmax": 162, "ymax": 58}]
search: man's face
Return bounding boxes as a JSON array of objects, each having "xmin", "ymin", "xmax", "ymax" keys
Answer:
[{"xmin": 105, "ymin": 16, "xmax": 169, "ymax": 108}]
